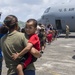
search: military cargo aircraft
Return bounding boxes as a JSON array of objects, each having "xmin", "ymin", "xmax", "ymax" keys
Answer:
[{"xmin": 38, "ymin": 2, "xmax": 75, "ymax": 32}]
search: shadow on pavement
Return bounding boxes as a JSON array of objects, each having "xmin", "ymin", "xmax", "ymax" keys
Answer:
[
  {"xmin": 58, "ymin": 33, "xmax": 75, "ymax": 38},
  {"xmin": 59, "ymin": 36, "xmax": 75, "ymax": 38},
  {"xmin": 72, "ymin": 55, "xmax": 75, "ymax": 59}
]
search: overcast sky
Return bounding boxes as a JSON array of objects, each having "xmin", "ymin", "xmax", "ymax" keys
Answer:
[{"xmin": 0, "ymin": 0, "xmax": 72, "ymax": 22}]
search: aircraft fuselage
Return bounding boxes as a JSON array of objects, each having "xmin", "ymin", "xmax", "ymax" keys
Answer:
[{"xmin": 38, "ymin": 3, "xmax": 75, "ymax": 32}]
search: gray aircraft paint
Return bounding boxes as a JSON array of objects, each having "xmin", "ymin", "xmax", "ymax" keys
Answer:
[{"xmin": 38, "ymin": 2, "xmax": 75, "ymax": 32}]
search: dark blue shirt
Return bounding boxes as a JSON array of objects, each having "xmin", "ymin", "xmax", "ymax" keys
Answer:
[{"xmin": 0, "ymin": 34, "xmax": 4, "ymax": 58}]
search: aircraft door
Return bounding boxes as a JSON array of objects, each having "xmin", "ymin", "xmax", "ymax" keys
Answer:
[{"xmin": 55, "ymin": 20, "xmax": 62, "ymax": 30}]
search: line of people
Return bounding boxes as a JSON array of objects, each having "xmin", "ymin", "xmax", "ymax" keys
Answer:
[
  {"xmin": 37, "ymin": 24, "xmax": 59, "ymax": 45},
  {"xmin": 0, "ymin": 15, "xmax": 42, "ymax": 75},
  {"xmin": 0, "ymin": 15, "xmax": 58, "ymax": 75}
]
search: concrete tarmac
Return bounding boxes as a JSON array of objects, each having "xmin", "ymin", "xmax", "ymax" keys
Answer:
[{"xmin": 2, "ymin": 33, "xmax": 75, "ymax": 75}]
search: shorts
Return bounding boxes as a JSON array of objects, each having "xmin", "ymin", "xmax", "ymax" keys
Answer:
[{"xmin": 20, "ymin": 53, "xmax": 37, "ymax": 69}]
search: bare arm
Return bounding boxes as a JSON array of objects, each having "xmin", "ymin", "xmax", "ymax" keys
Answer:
[
  {"xmin": 30, "ymin": 47, "xmax": 41, "ymax": 58},
  {"xmin": 12, "ymin": 43, "xmax": 33, "ymax": 60},
  {"xmin": 19, "ymin": 43, "xmax": 33, "ymax": 57},
  {"xmin": 19, "ymin": 44, "xmax": 41, "ymax": 58}
]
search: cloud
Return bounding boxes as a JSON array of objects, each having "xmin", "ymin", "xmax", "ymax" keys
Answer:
[
  {"xmin": 0, "ymin": 0, "xmax": 43, "ymax": 6},
  {"xmin": 0, "ymin": 0, "xmax": 73, "ymax": 22},
  {"xmin": 20, "ymin": 0, "xmax": 43, "ymax": 5},
  {"xmin": 0, "ymin": 0, "xmax": 44, "ymax": 21}
]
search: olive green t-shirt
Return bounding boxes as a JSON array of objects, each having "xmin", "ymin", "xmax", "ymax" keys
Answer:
[{"xmin": 1, "ymin": 31, "xmax": 35, "ymax": 75}]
